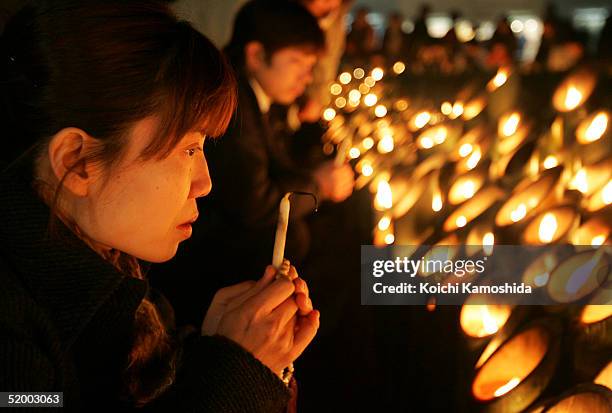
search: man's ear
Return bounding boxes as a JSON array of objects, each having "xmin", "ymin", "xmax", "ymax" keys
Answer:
[
  {"xmin": 245, "ymin": 41, "xmax": 267, "ymax": 72},
  {"xmin": 47, "ymin": 128, "xmax": 100, "ymax": 197}
]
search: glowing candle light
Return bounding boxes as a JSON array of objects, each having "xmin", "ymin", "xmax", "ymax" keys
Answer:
[
  {"xmin": 483, "ymin": 232, "xmax": 495, "ymax": 256},
  {"xmin": 450, "ymin": 102, "xmax": 464, "ymax": 119},
  {"xmin": 377, "ymin": 215, "xmax": 391, "ymax": 231},
  {"xmin": 384, "ymin": 233, "xmax": 395, "ymax": 244},
  {"xmin": 538, "ymin": 213, "xmax": 558, "ymax": 244},
  {"xmin": 392, "ymin": 61, "xmax": 405, "ymax": 74},
  {"xmin": 494, "ymin": 377, "xmax": 521, "ymax": 397},
  {"xmin": 466, "ymin": 146, "xmax": 482, "ymax": 170},
  {"xmin": 564, "ymin": 86, "xmax": 582, "ymax": 111},
  {"xmin": 362, "ymin": 137, "xmax": 374, "ymax": 149},
  {"xmin": 374, "ymin": 105, "xmax": 387, "ymax": 118},
  {"xmin": 432, "ymin": 191, "xmax": 443, "ymax": 212},
  {"xmin": 456, "ymin": 215, "xmax": 467, "ymax": 228},
  {"xmin": 413, "ymin": 111, "xmax": 431, "ymax": 129},
  {"xmin": 334, "ymin": 97, "xmax": 347, "ymax": 108},
  {"xmin": 377, "ymin": 134, "xmax": 394, "ymax": 153},
  {"xmin": 375, "ymin": 179, "xmax": 393, "ymax": 210},
  {"xmin": 603, "ymin": 181, "xmax": 612, "ymax": 205},
  {"xmin": 363, "ymin": 93, "xmax": 378, "ymax": 107},
  {"xmin": 348, "ymin": 89, "xmax": 361, "ymax": 102},
  {"xmin": 322, "ymin": 108, "xmax": 336, "ymax": 121},
  {"xmin": 543, "ymin": 155, "xmax": 558, "ymax": 169},
  {"xmin": 420, "ymin": 137, "xmax": 434, "ymax": 149},
  {"xmin": 353, "ymin": 67, "xmax": 365, "ymax": 79},
  {"xmin": 348, "ymin": 147, "xmax": 361, "ymax": 159},
  {"xmin": 511, "ymin": 203, "xmax": 527, "ymax": 223},
  {"xmin": 339, "ymin": 72, "xmax": 352, "ymax": 84},
  {"xmin": 358, "ymin": 83, "xmax": 370, "ymax": 94},
  {"xmin": 577, "ymin": 112, "xmax": 609, "ymax": 144},
  {"xmin": 364, "ymin": 76, "xmax": 375, "ymax": 87},
  {"xmin": 362, "ymin": 163, "xmax": 373, "ymax": 177},
  {"xmin": 487, "ymin": 67, "xmax": 509, "ymax": 91},
  {"xmin": 460, "ymin": 304, "xmax": 511, "ymax": 337},
  {"xmin": 371, "ymin": 67, "xmax": 384, "ymax": 81},
  {"xmin": 500, "ymin": 112, "xmax": 521, "ymax": 137},
  {"xmin": 591, "ymin": 234, "xmax": 606, "ymax": 246},
  {"xmin": 569, "ymin": 169, "xmax": 588, "ymax": 193},
  {"xmin": 441, "ymin": 101, "xmax": 453, "ymax": 115},
  {"xmin": 330, "ymin": 83, "xmax": 342, "ymax": 95},
  {"xmin": 459, "ymin": 143, "xmax": 473, "ymax": 157}
]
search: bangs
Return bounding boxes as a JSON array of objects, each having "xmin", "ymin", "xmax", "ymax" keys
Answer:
[{"xmin": 143, "ymin": 21, "xmax": 237, "ymax": 159}]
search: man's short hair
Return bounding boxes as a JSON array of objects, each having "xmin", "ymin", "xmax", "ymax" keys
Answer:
[{"xmin": 225, "ymin": 0, "xmax": 325, "ymax": 68}]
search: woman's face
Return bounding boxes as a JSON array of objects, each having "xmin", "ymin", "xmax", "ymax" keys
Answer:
[{"xmin": 78, "ymin": 117, "xmax": 211, "ymax": 263}]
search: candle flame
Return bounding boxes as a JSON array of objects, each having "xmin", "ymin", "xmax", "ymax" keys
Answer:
[
  {"xmin": 335, "ymin": 97, "xmax": 347, "ymax": 108},
  {"xmin": 384, "ymin": 233, "xmax": 395, "ymax": 244},
  {"xmin": 441, "ymin": 102, "xmax": 452, "ymax": 115},
  {"xmin": 322, "ymin": 108, "xmax": 336, "ymax": 121},
  {"xmin": 433, "ymin": 127, "xmax": 447, "ymax": 144},
  {"xmin": 371, "ymin": 67, "xmax": 384, "ymax": 81},
  {"xmin": 603, "ymin": 181, "xmax": 612, "ymax": 205},
  {"xmin": 461, "ymin": 305, "xmax": 511, "ymax": 338},
  {"xmin": 538, "ymin": 212, "xmax": 558, "ymax": 243},
  {"xmin": 583, "ymin": 113, "xmax": 608, "ymax": 143},
  {"xmin": 420, "ymin": 136, "xmax": 434, "ymax": 149},
  {"xmin": 339, "ymin": 72, "xmax": 352, "ymax": 85},
  {"xmin": 459, "ymin": 143, "xmax": 473, "ymax": 157},
  {"xmin": 591, "ymin": 234, "xmax": 606, "ymax": 246},
  {"xmin": 461, "ymin": 180, "xmax": 476, "ymax": 199},
  {"xmin": 501, "ymin": 113, "xmax": 520, "ymax": 137},
  {"xmin": 414, "ymin": 111, "xmax": 431, "ymax": 129},
  {"xmin": 483, "ymin": 232, "xmax": 495, "ymax": 255},
  {"xmin": 466, "ymin": 146, "xmax": 482, "ymax": 170},
  {"xmin": 378, "ymin": 215, "xmax": 391, "ymax": 231},
  {"xmin": 348, "ymin": 89, "xmax": 361, "ymax": 102},
  {"xmin": 375, "ymin": 179, "xmax": 393, "ymax": 210},
  {"xmin": 570, "ymin": 169, "xmax": 588, "ymax": 194},
  {"xmin": 494, "ymin": 377, "xmax": 521, "ymax": 397},
  {"xmin": 456, "ymin": 215, "xmax": 467, "ymax": 228},
  {"xmin": 564, "ymin": 86, "xmax": 583, "ymax": 110},
  {"xmin": 432, "ymin": 191, "xmax": 443, "ymax": 212},
  {"xmin": 543, "ymin": 155, "xmax": 558, "ymax": 169},
  {"xmin": 361, "ymin": 163, "xmax": 373, "ymax": 177},
  {"xmin": 374, "ymin": 104, "xmax": 387, "ymax": 118},
  {"xmin": 392, "ymin": 61, "xmax": 405, "ymax": 74},
  {"xmin": 363, "ymin": 93, "xmax": 378, "ymax": 107},
  {"xmin": 353, "ymin": 67, "xmax": 365, "ymax": 79},
  {"xmin": 377, "ymin": 135, "xmax": 394, "ymax": 153},
  {"xmin": 362, "ymin": 137, "xmax": 374, "ymax": 150},
  {"xmin": 488, "ymin": 68, "xmax": 509, "ymax": 91},
  {"xmin": 349, "ymin": 147, "xmax": 361, "ymax": 159},
  {"xmin": 510, "ymin": 203, "xmax": 527, "ymax": 222},
  {"xmin": 330, "ymin": 83, "xmax": 342, "ymax": 95},
  {"xmin": 450, "ymin": 102, "xmax": 464, "ymax": 119}
]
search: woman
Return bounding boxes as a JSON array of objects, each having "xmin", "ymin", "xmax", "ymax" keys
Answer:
[{"xmin": 0, "ymin": 1, "xmax": 319, "ymax": 411}]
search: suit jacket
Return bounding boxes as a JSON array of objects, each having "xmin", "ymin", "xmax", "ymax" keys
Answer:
[{"xmin": 0, "ymin": 149, "xmax": 290, "ymax": 412}]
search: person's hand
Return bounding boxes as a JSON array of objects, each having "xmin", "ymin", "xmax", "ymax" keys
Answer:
[
  {"xmin": 313, "ymin": 161, "xmax": 354, "ymax": 202},
  {"xmin": 298, "ymin": 98, "xmax": 323, "ymax": 123},
  {"xmin": 202, "ymin": 265, "xmax": 319, "ymax": 376}
]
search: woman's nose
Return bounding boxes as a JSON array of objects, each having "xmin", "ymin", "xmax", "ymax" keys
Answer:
[{"xmin": 189, "ymin": 155, "xmax": 212, "ymax": 199}]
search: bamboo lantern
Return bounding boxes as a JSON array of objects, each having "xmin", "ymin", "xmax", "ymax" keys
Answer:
[
  {"xmin": 522, "ymin": 206, "xmax": 579, "ymax": 245},
  {"xmin": 471, "ymin": 320, "xmax": 561, "ymax": 412},
  {"xmin": 444, "ymin": 186, "xmax": 506, "ymax": 232},
  {"xmin": 572, "ymin": 217, "xmax": 610, "ymax": 248},
  {"xmin": 536, "ymin": 384, "xmax": 612, "ymax": 413},
  {"xmin": 546, "ymin": 248, "xmax": 610, "ymax": 303}
]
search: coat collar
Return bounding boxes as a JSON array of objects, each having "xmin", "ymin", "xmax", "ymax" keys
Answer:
[{"xmin": 0, "ymin": 147, "xmax": 147, "ymax": 348}]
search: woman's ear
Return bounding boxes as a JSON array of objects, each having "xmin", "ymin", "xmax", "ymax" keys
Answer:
[{"xmin": 47, "ymin": 128, "xmax": 100, "ymax": 197}]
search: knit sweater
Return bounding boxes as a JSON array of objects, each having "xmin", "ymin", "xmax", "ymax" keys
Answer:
[{"xmin": 0, "ymin": 149, "xmax": 290, "ymax": 412}]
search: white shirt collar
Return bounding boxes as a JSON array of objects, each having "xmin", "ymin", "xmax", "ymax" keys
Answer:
[{"xmin": 248, "ymin": 77, "xmax": 272, "ymax": 114}]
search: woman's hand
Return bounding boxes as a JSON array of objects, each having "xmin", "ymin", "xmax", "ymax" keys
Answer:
[{"xmin": 202, "ymin": 265, "xmax": 319, "ymax": 376}]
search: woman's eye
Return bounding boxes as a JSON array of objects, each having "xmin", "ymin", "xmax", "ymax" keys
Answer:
[{"xmin": 186, "ymin": 147, "xmax": 202, "ymax": 157}]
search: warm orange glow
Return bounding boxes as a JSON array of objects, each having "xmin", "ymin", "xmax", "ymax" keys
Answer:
[
  {"xmin": 450, "ymin": 102, "xmax": 464, "ymax": 119},
  {"xmin": 375, "ymin": 179, "xmax": 393, "ymax": 210},
  {"xmin": 594, "ymin": 361, "xmax": 612, "ymax": 390},
  {"xmin": 384, "ymin": 233, "xmax": 395, "ymax": 244},
  {"xmin": 487, "ymin": 67, "xmax": 509, "ymax": 91},
  {"xmin": 543, "ymin": 155, "xmax": 558, "ymax": 169},
  {"xmin": 353, "ymin": 67, "xmax": 365, "ymax": 79},
  {"xmin": 361, "ymin": 163, "xmax": 373, "ymax": 177},
  {"xmin": 466, "ymin": 146, "xmax": 482, "ymax": 170},
  {"xmin": 377, "ymin": 135, "xmax": 394, "ymax": 153},
  {"xmin": 371, "ymin": 67, "xmax": 384, "ymax": 81},
  {"xmin": 494, "ymin": 377, "xmax": 521, "ymax": 397},
  {"xmin": 348, "ymin": 89, "xmax": 361, "ymax": 102},
  {"xmin": 591, "ymin": 234, "xmax": 607, "ymax": 246},
  {"xmin": 577, "ymin": 112, "xmax": 609, "ymax": 144},
  {"xmin": 483, "ymin": 232, "xmax": 495, "ymax": 256},
  {"xmin": 460, "ymin": 305, "xmax": 512, "ymax": 338},
  {"xmin": 510, "ymin": 203, "xmax": 527, "ymax": 223},
  {"xmin": 362, "ymin": 137, "xmax": 374, "ymax": 150},
  {"xmin": 413, "ymin": 111, "xmax": 431, "ymax": 129},
  {"xmin": 603, "ymin": 181, "xmax": 612, "ymax": 205},
  {"xmin": 463, "ymin": 97, "xmax": 486, "ymax": 120},
  {"xmin": 459, "ymin": 143, "xmax": 473, "ymax": 157},
  {"xmin": 569, "ymin": 169, "xmax": 589, "ymax": 194},
  {"xmin": 323, "ymin": 108, "xmax": 336, "ymax": 121},
  {"xmin": 363, "ymin": 93, "xmax": 378, "ymax": 107},
  {"xmin": 564, "ymin": 86, "xmax": 583, "ymax": 111},
  {"xmin": 580, "ymin": 305, "xmax": 612, "ymax": 324},
  {"xmin": 441, "ymin": 101, "xmax": 453, "ymax": 115},
  {"xmin": 377, "ymin": 215, "xmax": 391, "ymax": 231},
  {"xmin": 432, "ymin": 191, "xmax": 443, "ymax": 212},
  {"xmin": 374, "ymin": 105, "xmax": 387, "ymax": 117},
  {"xmin": 349, "ymin": 147, "xmax": 361, "ymax": 159},
  {"xmin": 330, "ymin": 83, "xmax": 342, "ymax": 95},
  {"xmin": 456, "ymin": 215, "xmax": 467, "ymax": 227},
  {"xmin": 339, "ymin": 72, "xmax": 352, "ymax": 84},
  {"xmin": 392, "ymin": 61, "xmax": 406, "ymax": 74},
  {"xmin": 538, "ymin": 213, "xmax": 558, "ymax": 243},
  {"xmin": 500, "ymin": 112, "xmax": 521, "ymax": 137}
]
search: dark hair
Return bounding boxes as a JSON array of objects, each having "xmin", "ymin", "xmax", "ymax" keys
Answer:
[
  {"xmin": 1, "ymin": 0, "xmax": 237, "ymax": 406},
  {"xmin": 224, "ymin": 0, "xmax": 325, "ymax": 68}
]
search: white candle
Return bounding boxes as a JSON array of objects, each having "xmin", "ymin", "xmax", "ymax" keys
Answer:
[{"xmin": 272, "ymin": 193, "xmax": 291, "ymax": 270}]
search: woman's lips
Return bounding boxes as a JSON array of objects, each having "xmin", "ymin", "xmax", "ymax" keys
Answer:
[{"xmin": 176, "ymin": 223, "xmax": 193, "ymax": 238}]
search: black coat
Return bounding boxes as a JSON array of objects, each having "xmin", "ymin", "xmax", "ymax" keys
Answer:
[{"xmin": 0, "ymin": 150, "xmax": 290, "ymax": 412}]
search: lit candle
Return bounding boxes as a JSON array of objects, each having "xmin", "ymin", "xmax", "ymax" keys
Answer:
[
  {"xmin": 487, "ymin": 67, "xmax": 510, "ymax": 91},
  {"xmin": 552, "ymin": 68, "xmax": 596, "ymax": 112},
  {"xmin": 523, "ymin": 207, "xmax": 577, "ymax": 245},
  {"xmin": 576, "ymin": 111, "xmax": 609, "ymax": 144},
  {"xmin": 374, "ymin": 179, "xmax": 393, "ymax": 210},
  {"xmin": 460, "ymin": 304, "xmax": 512, "ymax": 338}
]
